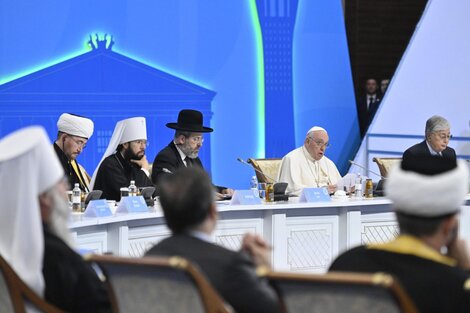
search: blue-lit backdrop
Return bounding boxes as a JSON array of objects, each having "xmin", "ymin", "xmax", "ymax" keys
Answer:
[
  {"xmin": 293, "ymin": 0, "xmax": 359, "ymax": 172},
  {"xmin": 0, "ymin": 0, "xmax": 358, "ymax": 188}
]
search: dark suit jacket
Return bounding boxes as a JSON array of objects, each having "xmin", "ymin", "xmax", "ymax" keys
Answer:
[
  {"xmin": 402, "ymin": 140, "xmax": 456, "ymax": 163},
  {"xmin": 357, "ymin": 95, "xmax": 381, "ymax": 136},
  {"xmin": 94, "ymin": 152, "xmax": 155, "ymax": 201},
  {"xmin": 151, "ymin": 141, "xmax": 225, "ymax": 192},
  {"xmin": 146, "ymin": 234, "xmax": 280, "ymax": 313},
  {"xmin": 43, "ymin": 225, "xmax": 111, "ymax": 313}
]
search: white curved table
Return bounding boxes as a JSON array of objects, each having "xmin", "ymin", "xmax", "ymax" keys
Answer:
[{"xmin": 69, "ymin": 196, "xmax": 470, "ymax": 273}]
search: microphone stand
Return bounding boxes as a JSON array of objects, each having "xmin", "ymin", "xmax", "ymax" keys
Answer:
[{"xmin": 348, "ymin": 160, "xmax": 385, "ymax": 179}]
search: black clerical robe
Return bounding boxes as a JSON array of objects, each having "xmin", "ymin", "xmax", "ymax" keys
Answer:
[
  {"xmin": 93, "ymin": 152, "xmax": 155, "ymax": 201},
  {"xmin": 53, "ymin": 143, "xmax": 89, "ymax": 192},
  {"xmin": 42, "ymin": 225, "xmax": 111, "ymax": 313},
  {"xmin": 329, "ymin": 235, "xmax": 470, "ymax": 313}
]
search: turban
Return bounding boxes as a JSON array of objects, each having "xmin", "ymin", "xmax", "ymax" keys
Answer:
[
  {"xmin": 386, "ymin": 156, "xmax": 468, "ymax": 217},
  {"xmin": 57, "ymin": 113, "xmax": 94, "ymax": 139}
]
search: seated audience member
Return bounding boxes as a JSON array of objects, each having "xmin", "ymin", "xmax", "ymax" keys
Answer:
[
  {"xmin": 0, "ymin": 126, "xmax": 111, "ymax": 313},
  {"xmin": 91, "ymin": 117, "xmax": 155, "ymax": 201},
  {"xmin": 54, "ymin": 113, "xmax": 94, "ymax": 191},
  {"xmin": 151, "ymin": 109, "xmax": 233, "ymax": 199},
  {"xmin": 146, "ymin": 167, "xmax": 280, "ymax": 313},
  {"xmin": 329, "ymin": 155, "xmax": 470, "ymax": 313},
  {"xmin": 403, "ymin": 115, "xmax": 456, "ymax": 162},
  {"xmin": 278, "ymin": 126, "xmax": 341, "ymax": 195}
]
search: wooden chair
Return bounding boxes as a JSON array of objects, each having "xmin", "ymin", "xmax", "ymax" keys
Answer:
[
  {"xmin": 264, "ymin": 271, "xmax": 418, "ymax": 313},
  {"xmin": 87, "ymin": 255, "xmax": 230, "ymax": 313},
  {"xmin": 372, "ymin": 157, "xmax": 402, "ymax": 178},
  {"xmin": 247, "ymin": 158, "xmax": 282, "ymax": 183},
  {"xmin": 0, "ymin": 255, "xmax": 65, "ymax": 313}
]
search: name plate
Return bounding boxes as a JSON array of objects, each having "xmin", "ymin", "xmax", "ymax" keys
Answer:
[
  {"xmin": 116, "ymin": 196, "xmax": 149, "ymax": 213},
  {"xmin": 299, "ymin": 188, "xmax": 331, "ymax": 203},
  {"xmin": 84, "ymin": 199, "xmax": 112, "ymax": 217},
  {"xmin": 230, "ymin": 190, "xmax": 261, "ymax": 205}
]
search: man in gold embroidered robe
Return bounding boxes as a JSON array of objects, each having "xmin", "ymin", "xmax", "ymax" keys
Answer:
[{"xmin": 53, "ymin": 113, "xmax": 94, "ymax": 191}]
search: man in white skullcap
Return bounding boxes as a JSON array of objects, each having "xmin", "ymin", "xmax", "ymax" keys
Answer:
[
  {"xmin": 54, "ymin": 113, "xmax": 94, "ymax": 192},
  {"xmin": 91, "ymin": 117, "xmax": 155, "ymax": 201},
  {"xmin": 330, "ymin": 155, "xmax": 470, "ymax": 313},
  {"xmin": 0, "ymin": 126, "xmax": 110, "ymax": 313},
  {"xmin": 277, "ymin": 126, "xmax": 341, "ymax": 195}
]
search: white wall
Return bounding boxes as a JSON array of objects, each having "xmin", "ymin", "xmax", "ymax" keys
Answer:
[{"xmin": 351, "ymin": 0, "xmax": 470, "ymax": 179}]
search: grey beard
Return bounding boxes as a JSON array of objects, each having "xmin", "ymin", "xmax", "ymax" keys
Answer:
[
  {"xmin": 49, "ymin": 190, "xmax": 76, "ymax": 249},
  {"xmin": 179, "ymin": 143, "xmax": 199, "ymax": 159}
]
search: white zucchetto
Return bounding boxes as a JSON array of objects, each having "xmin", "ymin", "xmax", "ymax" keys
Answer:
[{"xmin": 306, "ymin": 126, "xmax": 327, "ymax": 136}]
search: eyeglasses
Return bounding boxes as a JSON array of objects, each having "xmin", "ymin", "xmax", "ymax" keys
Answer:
[
  {"xmin": 132, "ymin": 140, "xmax": 149, "ymax": 147},
  {"xmin": 189, "ymin": 136, "xmax": 204, "ymax": 144},
  {"xmin": 68, "ymin": 136, "xmax": 87, "ymax": 149},
  {"xmin": 309, "ymin": 137, "xmax": 330, "ymax": 148},
  {"xmin": 433, "ymin": 133, "xmax": 452, "ymax": 140}
]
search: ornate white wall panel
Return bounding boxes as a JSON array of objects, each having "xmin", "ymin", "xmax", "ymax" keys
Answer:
[
  {"xmin": 285, "ymin": 216, "xmax": 338, "ymax": 273},
  {"xmin": 361, "ymin": 212, "xmax": 398, "ymax": 245}
]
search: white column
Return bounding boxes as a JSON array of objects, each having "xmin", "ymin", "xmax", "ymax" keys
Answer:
[
  {"xmin": 271, "ymin": 212, "xmax": 289, "ymax": 271},
  {"xmin": 338, "ymin": 208, "xmax": 362, "ymax": 255},
  {"xmin": 107, "ymin": 223, "xmax": 129, "ymax": 256}
]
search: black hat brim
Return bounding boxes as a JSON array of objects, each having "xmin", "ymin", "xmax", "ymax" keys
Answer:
[{"xmin": 166, "ymin": 123, "xmax": 213, "ymax": 133}]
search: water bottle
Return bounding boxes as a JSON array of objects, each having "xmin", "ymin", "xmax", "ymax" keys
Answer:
[
  {"xmin": 355, "ymin": 173, "xmax": 362, "ymax": 198},
  {"xmin": 250, "ymin": 176, "xmax": 259, "ymax": 197},
  {"xmin": 72, "ymin": 183, "xmax": 81, "ymax": 212},
  {"xmin": 129, "ymin": 180, "xmax": 137, "ymax": 197}
]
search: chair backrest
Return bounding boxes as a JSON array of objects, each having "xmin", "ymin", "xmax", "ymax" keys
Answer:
[
  {"xmin": 265, "ymin": 271, "xmax": 418, "ymax": 313},
  {"xmin": 0, "ymin": 261, "xmax": 14, "ymax": 313},
  {"xmin": 372, "ymin": 157, "xmax": 402, "ymax": 178},
  {"xmin": 88, "ymin": 255, "xmax": 229, "ymax": 313},
  {"xmin": 247, "ymin": 158, "xmax": 282, "ymax": 183},
  {"xmin": 0, "ymin": 255, "xmax": 65, "ymax": 313}
]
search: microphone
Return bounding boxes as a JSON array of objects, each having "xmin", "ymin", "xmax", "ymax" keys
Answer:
[
  {"xmin": 348, "ymin": 160, "xmax": 385, "ymax": 179},
  {"xmin": 237, "ymin": 158, "xmax": 278, "ymax": 183}
]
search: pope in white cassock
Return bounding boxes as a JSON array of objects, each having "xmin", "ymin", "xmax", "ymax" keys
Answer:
[{"xmin": 278, "ymin": 126, "xmax": 342, "ymax": 195}]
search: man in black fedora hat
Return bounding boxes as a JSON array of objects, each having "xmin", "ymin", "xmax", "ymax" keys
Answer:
[{"xmin": 151, "ymin": 109, "xmax": 234, "ymax": 198}]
